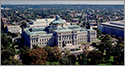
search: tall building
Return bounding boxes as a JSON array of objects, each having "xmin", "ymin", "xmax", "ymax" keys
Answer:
[
  {"xmin": 98, "ymin": 20, "xmax": 124, "ymax": 38},
  {"xmin": 22, "ymin": 15, "xmax": 97, "ymax": 49}
]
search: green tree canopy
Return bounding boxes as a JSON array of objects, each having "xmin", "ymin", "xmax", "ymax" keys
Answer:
[
  {"xmin": 1, "ymin": 56, "xmax": 22, "ymax": 65},
  {"xmin": 59, "ymin": 56, "xmax": 72, "ymax": 65},
  {"xmin": 43, "ymin": 46, "xmax": 56, "ymax": 64},
  {"xmin": 67, "ymin": 54, "xmax": 76, "ymax": 65},
  {"xmin": 87, "ymin": 50, "xmax": 103, "ymax": 65},
  {"xmin": 102, "ymin": 34, "xmax": 112, "ymax": 42},
  {"xmin": 77, "ymin": 53, "xmax": 87, "ymax": 65},
  {"xmin": 1, "ymin": 48, "xmax": 15, "ymax": 61}
]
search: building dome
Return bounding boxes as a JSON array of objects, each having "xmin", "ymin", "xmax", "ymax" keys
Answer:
[
  {"xmin": 55, "ymin": 15, "xmax": 61, "ymax": 20},
  {"xmin": 50, "ymin": 15, "xmax": 66, "ymax": 24}
]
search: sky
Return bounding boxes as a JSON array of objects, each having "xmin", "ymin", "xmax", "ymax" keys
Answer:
[{"xmin": 1, "ymin": 1, "xmax": 124, "ymax": 5}]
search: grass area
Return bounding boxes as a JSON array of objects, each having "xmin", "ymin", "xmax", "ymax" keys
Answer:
[
  {"xmin": 15, "ymin": 51, "xmax": 19, "ymax": 54},
  {"xmin": 45, "ymin": 56, "xmax": 116, "ymax": 65},
  {"xmin": 45, "ymin": 61, "xmax": 59, "ymax": 65},
  {"xmin": 79, "ymin": 42, "xmax": 91, "ymax": 44},
  {"xmin": 99, "ymin": 56, "xmax": 114, "ymax": 65},
  {"xmin": 109, "ymin": 56, "xmax": 114, "ymax": 62},
  {"xmin": 97, "ymin": 37, "xmax": 103, "ymax": 40},
  {"xmin": 98, "ymin": 63, "xmax": 107, "ymax": 65},
  {"xmin": 104, "ymin": 51, "xmax": 106, "ymax": 53},
  {"xmin": 75, "ymin": 61, "xmax": 79, "ymax": 65}
]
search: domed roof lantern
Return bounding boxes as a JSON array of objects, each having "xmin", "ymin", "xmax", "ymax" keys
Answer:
[{"xmin": 55, "ymin": 15, "xmax": 61, "ymax": 20}]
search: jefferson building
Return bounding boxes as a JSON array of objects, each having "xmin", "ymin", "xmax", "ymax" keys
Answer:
[{"xmin": 22, "ymin": 15, "xmax": 97, "ymax": 49}]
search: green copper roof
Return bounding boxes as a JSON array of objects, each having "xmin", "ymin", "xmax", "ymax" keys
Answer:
[
  {"xmin": 32, "ymin": 31, "xmax": 47, "ymax": 34},
  {"xmin": 31, "ymin": 27, "xmax": 46, "ymax": 30},
  {"xmin": 31, "ymin": 27, "xmax": 46, "ymax": 32},
  {"xmin": 55, "ymin": 15, "xmax": 61, "ymax": 20},
  {"xmin": 51, "ymin": 20, "xmax": 66, "ymax": 24},
  {"xmin": 66, "ymin": 25, "xmax": 79, "ymax": 27},
  {"xmin": 50, "ymin": 15, "xmax": 67, "ymax": 24},
  {"xmin": 73, "ymin": 27, "xmax": 82, "ymax": 30},
  {"xmin": 66, "ymin": 25, "xmax": 80, "ymax": 29},
  {"xmin": 77, "ymin": 31, "xmax": 87, "ymax": 33},
  {"xmin": 54, "ymin": 29, "xmax": 73, "ymax": 32},
  {"xmin": 40, "ymin": 33, "xmax": 53, "ymax": 36},
  {"xmin": 87, "ymin": 29, "xmax": 94, "ymax": 31}
]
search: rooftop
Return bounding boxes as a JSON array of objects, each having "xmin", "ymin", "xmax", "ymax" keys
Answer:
[
  {"xmin": 54, "ymin": 29, "xmax": 73, "ymax": 32},
  {"xmin": 51, "ymin": 19, "xmax": 66, "ymax": 24},
  {"xmin": 101, "ymin": 21, "xmax": 124, "ymax": 29},
  {"xmin": 30, "ymin": 27, "xmax": 47, "ymax": 32}
]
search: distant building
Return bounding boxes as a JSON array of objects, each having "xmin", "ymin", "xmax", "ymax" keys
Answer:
[
  {"xmin": 89, "ymin": 20, "xmax": 97, "ymax": 28},
  {"xmin": 98, "ymin": 21, "xmax": 124, "ymax": 38},
  {"xmin": 4, "ymin": 8, "xmax": 10, "ymax": 10},
  {"xmin": 70, "ymin": 18, "xmax": 79, "ymax": 25},
  {"xmin": 26, "ymin": 17, "xmax": 66, "ymax": 28},
  {"xmin": 76, "ymin": 13, "xmax": 82, "ymax": 16},
  {"xmin": 2, "ymin": 18, "xmax": 8, "ymax": 23},
  {"xmin": 6, "ymin": 25, "xmax": 22, "ymax": 34},
  {"xmin": 22, "ymin": 15, "xmax": 97, "ymax": 49},
  {"xmin": 1, "ymin": 7, "xmax": 4, "ymax": 10}
]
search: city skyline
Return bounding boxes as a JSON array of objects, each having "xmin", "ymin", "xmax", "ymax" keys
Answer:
[{"xmin": 1, "ymin": 1, "xmax": 124, "ymax": 5}]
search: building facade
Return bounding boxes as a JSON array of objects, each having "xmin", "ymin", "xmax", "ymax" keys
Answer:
[
  {"xmin": 22, "ymin": 15, "xmax": 97, "ymax": 49},
  {"xmin": 98, "ymin": 21, "xmax": 124, "ymax": 38},
  {"xmin": 6, "ymin": 25, "xmax": 22, "ymax": 34}
]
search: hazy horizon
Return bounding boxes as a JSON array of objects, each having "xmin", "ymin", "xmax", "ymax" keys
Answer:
[{"xmin": 1, "ymin": 1, "xmax": 124, "ymax": 5}]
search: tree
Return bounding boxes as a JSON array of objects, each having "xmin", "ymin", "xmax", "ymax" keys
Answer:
[
  {"xmin": 92, "ymin": 42, "xmax": 96, "ymax": 47},
  {"xmin": 67, "ymin": 54, "xmax": 76, "ymax": 65},
  {"xmin": 1, "ymin": 18, "xmax": 4, "ymax": 31},
  {"xmin": 59, "ymin": 56, "xmax": 72, "ymax": 65},
  {"xmin": 64, "ymin": 48, "xmax": 70, "ymax": 56},
  {"xmin": 96, "ymin": 28, "xmax": 102, "ymax": 38},
  {"xmin": 120, "ymin": 50, "xmax": 124, "ymax": 64},
  {"xmin": 1, "ymin": 56, "xmax": 22, "ymax": 65},
  {"xmin": 1, "ymin": 33, "xmax": 9, "ymax": 48},
  {"xmin": 102, "ymin": 34, "xmax": 112, "ymax": 42},
  {"xmin": 4, "ymin": 26, "xmax": 8, "ymax": 33},
  {"xmin": 43, "ymin": 46, "xmax": 56, "ymax": 64},
  {"xmin": 112, "ymin": 45, "xmax": 123, "ymax": 65},
  {"xmin": 52, "ymin": 46, "xmax": 62, "ymax": 61},
  {"xmin": 112, "ymin": 35, "xmax": 116, "ymax": 38},
  {"xmin": 117, "ymin": 36, "xmax": 123, "ymax": 44},
  {"xmin": 98, "ymin": 40, "xmax": 112, "ymax": 53},
  {"xmin": 22, "ymin": 22, "xmax": 26, "ymax": 28},
  {"xmin": 20, "ymin": 47, "xmax": 48, "ymax": 65},
  {"xmin": 87, "ymin": 50, "xmax": 103, "ymax": 65},
  {"xmin": 33, "ymin": 45, "xmax": 39, "ymax": 49},
  {"xmin": 1, "ymin": 48, "xmax": 15, "ymax": 61},
  {"xmin": 77, "ymin": 53, "xmax": 87, "ymax": 65},
  {"xmin": 1, "ymin": 45, "xmax": 4, "ymax": 50}
]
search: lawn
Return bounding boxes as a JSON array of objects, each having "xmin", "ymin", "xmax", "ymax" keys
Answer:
[
  {"xmin": 98, "ymin": 56, "xmax": 114, "ymax": 65},
  {"xmin": 109, "ymin": 56, "xmax": 114, "ymax": 62},
  {"xmin": 46, "ymin": 61, "xmax": 80, "ymax": 65},
  {"xmin": 97, "ymin": 37, "xmax": 103, "ymax": 40},
  {"xmin": 75, "ymin": 61, "xmax": 79, "ymax": 65},
  {"xmin": 45, "ymin": 61, "xmax": 59, "ymax": 65},
  {"xmin": 46, "ymin": 56, "xmax": 115, "ymax": 65}
]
